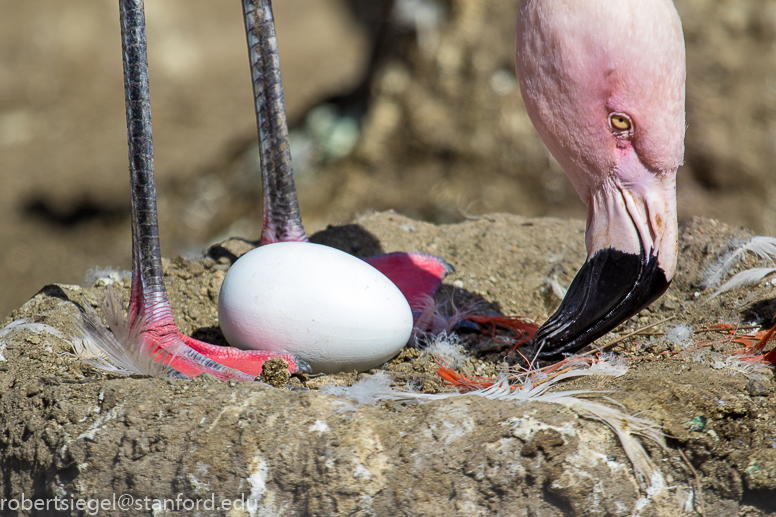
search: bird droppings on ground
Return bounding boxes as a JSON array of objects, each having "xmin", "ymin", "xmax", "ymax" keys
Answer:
[
  {"xmin": 258, "ymin": 359, "xmax": 291, "ymax": 388},
  {"xmin": 2, "ymin": 212, "xmax": 776, "ymax": 516}
]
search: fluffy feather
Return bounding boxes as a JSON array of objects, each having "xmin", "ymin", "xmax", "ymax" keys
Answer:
[
  {"xmin": 70, "ymin": 285, "xmax": 178, "ymax": 377},
  {"xmin": 708, "ymin": 267, "xmax": 776, "ymax": 300},
  {"xmin": 83, "ymin": 267, "xmax": 131, "ymax": 287},
  {"xmin": 688, "ymin": 350, "xmax": 772, "ymax": 381},
  {"xmin": 703, "ymin": 236, "xmax": 776, "ymax": 290},
  {"xmin": 665, "ymin": 324, "xmax": 694, "ymax": 347},
  {"xmin": 321, "ymin": 372, "xmax": 396, "ymax": 406},
  {"xmin": 421, "ymin": 332, "xmax": 468, "ymax": 368}
]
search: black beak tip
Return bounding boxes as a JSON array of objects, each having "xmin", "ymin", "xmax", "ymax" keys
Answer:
[{"xmin": 530, "ymin": 246, "xmax": 670, "ymax": 361}]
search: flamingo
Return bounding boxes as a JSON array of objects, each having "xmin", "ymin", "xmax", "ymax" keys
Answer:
[
  {"xmin": 109, "ymin": 0, "xmax": 451, "ymax": 380},
  {"xmin": 107, "ymin": 0, "xmax": 684, "ymax": 378},
  {"xmin": 516, "ymin": 0, "xmax": 686, "ymax": 361}
]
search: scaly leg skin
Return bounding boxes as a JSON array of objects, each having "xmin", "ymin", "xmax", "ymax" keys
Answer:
[
  {"xmin": 118, "ymin": 0, "xmax": 305, "ymax": 380},
  {"xmin": 242, "ymin": 0, "xmax": 307, "ymax": 245}
]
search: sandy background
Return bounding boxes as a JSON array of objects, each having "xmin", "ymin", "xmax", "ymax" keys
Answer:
[{"xmin": 1, "ymin": 0, "xmax": 775, "ymax": 317}]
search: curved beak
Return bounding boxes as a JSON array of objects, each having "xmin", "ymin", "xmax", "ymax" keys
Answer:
[{"xmin": 530, "ymin": 159, "xmax": 677, "ymax": 361}]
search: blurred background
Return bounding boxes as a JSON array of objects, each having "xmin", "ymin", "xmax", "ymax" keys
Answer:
[{"xmin": 0, "ymin": 0, "xmax": 774, "ymax": 317}]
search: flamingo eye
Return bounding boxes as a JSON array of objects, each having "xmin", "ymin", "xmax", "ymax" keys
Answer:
[{"xmin": 609, "ymin": 113, "xmax": 633, "ymax": 132}]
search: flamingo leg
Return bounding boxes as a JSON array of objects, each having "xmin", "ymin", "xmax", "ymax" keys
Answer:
[
  {"xmin": 242, "ymin": 0, "xmax": 452, "ymax": 318},
  {"xmin": 242, "ymin": 0, "xmax": 307, "ymax": 245},
  {"xmin": 118, "ymin": 0, "xmax": 306, "ymax": 380}
]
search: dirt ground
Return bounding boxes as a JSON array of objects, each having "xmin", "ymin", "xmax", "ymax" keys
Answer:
[
  {"xmin": 1, "ymin": 0, "xmax": 776, "ymax": 318},
  {"xmin": 1, "ymin": 212, "xmax": 776, "ymax": 515},
  {"xmin": 2, "ymin": 1, "xmax": 776, "ymax": 510}
]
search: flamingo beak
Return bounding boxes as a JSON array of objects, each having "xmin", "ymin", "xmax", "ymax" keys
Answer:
[{"xmin": 530, "ymin": 158, "xmax": 678, "ymax": 361}]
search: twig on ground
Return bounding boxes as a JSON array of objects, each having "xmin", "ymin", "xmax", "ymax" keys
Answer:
[
  {"xmin": 677, "ymin": 448, "xmax": 706, "ymax": 517},
  {"xmin": 582, "ymin": 317, "xmax": 676, "ymax": 355}
]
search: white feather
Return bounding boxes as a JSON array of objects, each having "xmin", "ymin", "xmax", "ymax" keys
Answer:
[
  {"xmin": 695, "ymin": 351, "xmax": 771, "ymax": 381},
  {"xmin": 544, "ymin": 393, "xmax": 665, "ymax": 486},
  {"xmin": 421, "ymin": 332, "xmax": 468, "ymax": 368},
  {"xmin": 0, "ymin": 292, "xmax": 175, "ymax": 378},
  {"xmin": 740, "ymin": 235, "xmax": 776, "ymax": 262},
  {"xmin": 0, "ymin": 318, "xmax": 65, "ymax": 341},
  {"xmin": 707, "ymin": 267, "xmax": 776, "ymax": 300},
  {"xmin": 70, "ymin": 286, "xmax": 175, "ymax": 377},
  {"xmin": 666, "ymin": 324, "xmax": 694, "ymax": 347},
  {"xmin": 586, "ymin": 352, "xmax": 629, "ymax": 375},
  {"xmin": 83, "ymin": 266, "xmax": 131, "ymax": 287},
  {"xmin": 321, "ymin": 372, "xmax": 396, "ymax": 406},
  {"xmin": 703, "ymin": 236, "xmax": 776, "ymax": 289},
  {"xmin": 543, "ymin": 276, "xmax": 568, "ymax": 299}
]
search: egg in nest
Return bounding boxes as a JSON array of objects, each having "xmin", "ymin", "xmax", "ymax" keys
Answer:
[{"xmin": 218, "ymin": 242, "xmax": 414, "ymax": 373}]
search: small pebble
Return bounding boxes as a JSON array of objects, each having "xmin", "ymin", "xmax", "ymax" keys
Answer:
[{"xmin": 747, "ymin": 379, "xmax": 769, "ymax": 397}]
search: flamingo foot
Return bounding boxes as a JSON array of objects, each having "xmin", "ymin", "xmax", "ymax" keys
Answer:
[
  {"xmin": 145, "ymin": 326, "xmax": 308, "ymax": 380},
  {"xmin": 78, "ymin": 285, "xmax": 307, "ymax": 381},
  {"xmin": 364, "ymin": 252, "xmax": 455, "ymax": 314}
]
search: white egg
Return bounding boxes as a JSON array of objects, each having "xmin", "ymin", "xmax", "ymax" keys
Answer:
[{"xmin": 218, "ymin": 242, "xmax": 414, "ymax": 373}]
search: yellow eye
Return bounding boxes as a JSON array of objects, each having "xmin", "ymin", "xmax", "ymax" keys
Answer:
[{"xmin": 609, "ymin": 113, "xmax": 632, "ymax": 132}]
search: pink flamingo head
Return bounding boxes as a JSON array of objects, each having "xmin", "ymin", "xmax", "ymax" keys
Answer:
[{"xmin": 516, "ymin": 0, "xmax": 686, "ymax": 359}]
